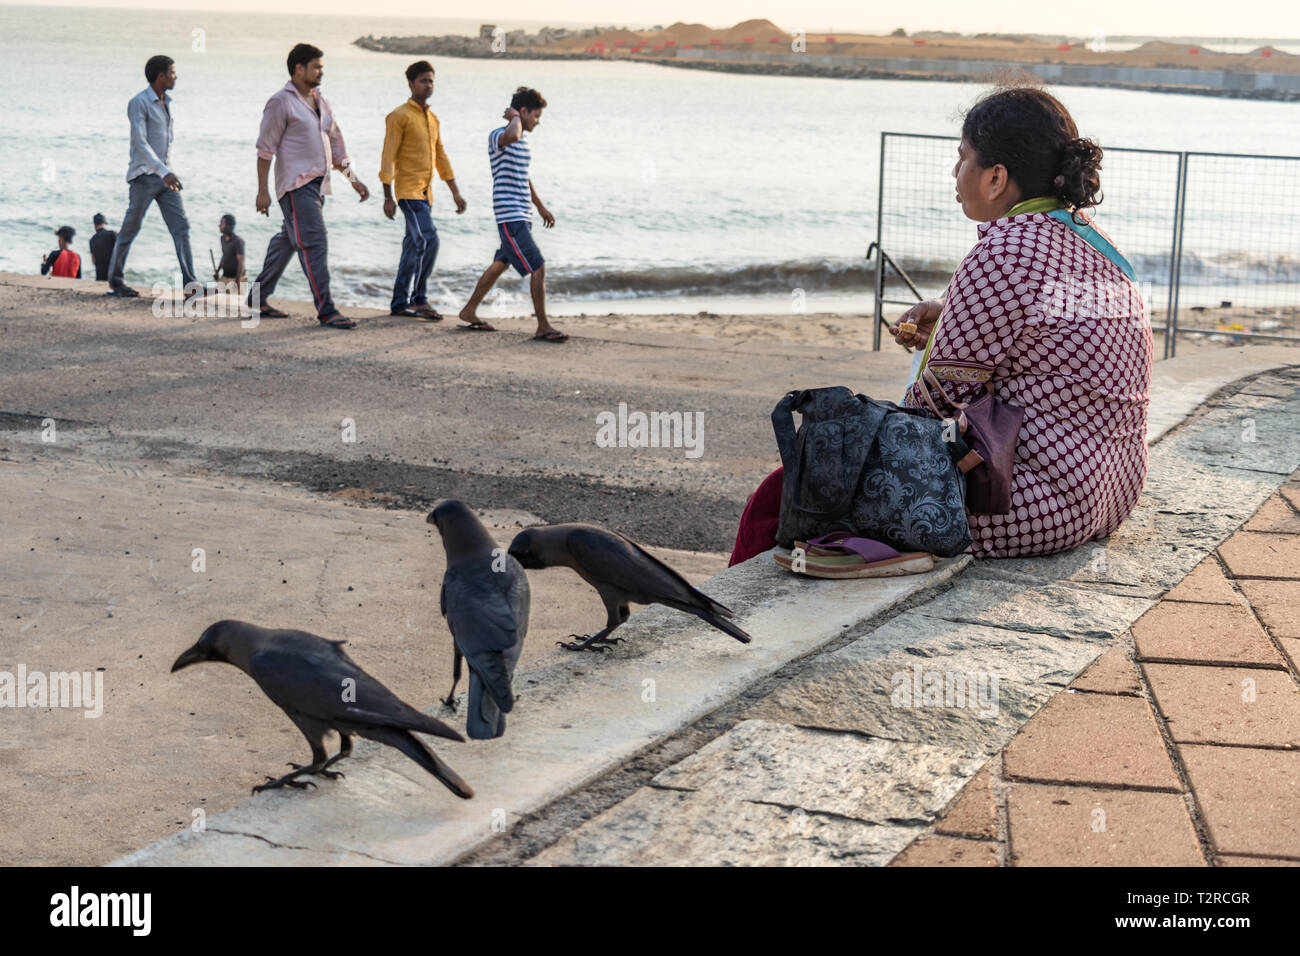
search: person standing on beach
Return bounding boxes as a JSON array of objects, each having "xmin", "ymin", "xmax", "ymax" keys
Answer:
[
  {"xmin": 88, "ymin": 214, "xmax": 116, "ymax": 282},
  {"xmin": 217, "ymin": 214, "xmax": 245, "ymax": 281},
  {"xmin": 458, "ymin": 87, "xmax": 566, "ymax": 342},
  {"xmin": 106, "ymin": 55, "xmax": 197, "ymax": 298},
  {"xmin": 248, "ymin": 43, "xmax": 370, "ymax": 329},
  {"xmin": 380, "ymin": 60, "xmax": 466, "ymax": 320},
  {"xmin": 42, "ymin": 226, "xmax": 82, "ymax": 278}
]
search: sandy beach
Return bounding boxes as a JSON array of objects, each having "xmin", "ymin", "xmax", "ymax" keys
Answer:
[{"xmin": 3, "ymin": 269, "xmax": 1297, "ymax": 865}]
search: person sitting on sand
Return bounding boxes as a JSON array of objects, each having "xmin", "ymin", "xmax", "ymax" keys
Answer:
[
  {"xmin": 730, "ymin": 85, "xmax": 1152, "ymax": 563},
  {"xmin": 42, "ymin": 226, "xmax": 82, "ymax": 279},
  {"xmin": 457, "ymin": 87, "xmax": 567, "ymax": 342},
  {"xmin": 217, "ymin": 214, "xmax": 245, "ymax": 281}
]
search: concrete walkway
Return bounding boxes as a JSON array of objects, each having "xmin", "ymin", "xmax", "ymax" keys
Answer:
[
  {"xmin": 893, "ymin": 476, "xmax": 1300, "ymax": 866},
  {"xmin": 524, "ymin": 367, "xmax": 1300, "ymax": 866},
  {"xmin": 114, "ymin": 360, "xmax": 1300, "ymax": 865}
]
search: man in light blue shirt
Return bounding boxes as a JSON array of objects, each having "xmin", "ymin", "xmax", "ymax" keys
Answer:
[{"xmin": 106, "ymin": 54, "xmax": 197, "ymax": 298}]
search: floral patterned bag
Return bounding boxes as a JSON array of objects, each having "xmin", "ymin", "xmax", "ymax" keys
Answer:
[{"xmin": 771, "ymin": 386, "xmax": 977, "ymax": 558}]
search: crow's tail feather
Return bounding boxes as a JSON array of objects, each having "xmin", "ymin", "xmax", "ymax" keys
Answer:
[
  {"xmin": 697, "ymin": 608, "xmax": 753, "ymax": 644},
  {"xmin": 362, "ymin": 726, "xmax": 474, "ymax": 798},
  {"xmin": 467, "ymin": 672, "xmax": 507, "ymax": 740}
]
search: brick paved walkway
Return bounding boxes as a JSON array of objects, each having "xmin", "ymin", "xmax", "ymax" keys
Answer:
[{"xmin": 894, "ymin": 473, "xmax": 1300, "ymax": 867}]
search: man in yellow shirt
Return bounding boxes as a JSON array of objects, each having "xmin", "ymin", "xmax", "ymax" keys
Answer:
[{"xmin": 380, "ymin": 60, "xmax": 466, "ymax": 319}]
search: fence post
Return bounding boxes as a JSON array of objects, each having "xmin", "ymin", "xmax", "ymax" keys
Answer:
[
  {"xmin": 873, "ymin": 131, "xmax": 887, "ymax": 351},
  {"xmin": 1167, "ymin": 152, "xmax": 1190, "ymax": 360},
  {"xmin": 1162, "ymin": 152, "xmax": 1185, "ymax": 360}
]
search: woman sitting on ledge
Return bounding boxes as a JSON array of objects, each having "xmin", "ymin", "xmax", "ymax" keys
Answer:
[{"xmin": 732, "ymin": 85, "xmax": 1153, "ymax": 563}]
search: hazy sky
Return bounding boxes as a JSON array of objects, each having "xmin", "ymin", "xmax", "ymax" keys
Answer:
[{"xmin": 8, "ymin": 0, "xmax": 1299, "ymax": 37}]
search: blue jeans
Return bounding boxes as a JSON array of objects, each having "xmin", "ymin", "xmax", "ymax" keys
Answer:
[{"xmin": 391, "ymin": 198, "xmax": 440, "ymax": 311}]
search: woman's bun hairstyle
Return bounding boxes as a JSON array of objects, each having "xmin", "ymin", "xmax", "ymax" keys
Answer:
[
  {"xmin": 962, "ymin": 85, "xmax": 1103, "ymax": 224},
  {"xmin": 1056, "ymin": 137, "xmax": 1104, "ymax": 218}
]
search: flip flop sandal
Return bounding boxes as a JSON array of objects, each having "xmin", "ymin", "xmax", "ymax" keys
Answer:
[
  {"xmin": 107, "ymin": 286, "xmax": 140, "ymax": 298},
  {"xmin": 412, "ymin": 304, "xmax": 444, "ymax": 321},
  {"xmin": 318, "ymin": 314, "xmax": 358, "ymax": 329},
  {"xmin": 532, "ymin": 329, "xmax": 569, "ymax": 342},
  {"xmin": 390, "ymin": 306, "xmax": 423, "ymax": 318},
  {"xmin": 456, "ymin": 321, "xmax": 496, "ymax": 331},
  {"xmin": 259, "ymin": 307, "xmax": 289, "ymax": 318},
  {"xmin": 774, "ymin": 533, "xmax": 934, "ymax": 578}
]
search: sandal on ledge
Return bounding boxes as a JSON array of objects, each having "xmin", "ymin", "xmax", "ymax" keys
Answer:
[{"xmin": 774, "ymin": 532, "xmax": 934, "ymax": 578}]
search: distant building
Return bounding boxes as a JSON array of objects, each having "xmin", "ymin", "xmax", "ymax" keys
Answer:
[{"xmin": 480, "ymin": 24, "xmax": 496, "ymax": 39}]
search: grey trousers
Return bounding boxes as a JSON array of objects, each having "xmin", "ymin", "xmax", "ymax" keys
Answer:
[
  {"xmin": 108, "ymin": 173, "xmax": 196, "ymax": 288},
  {"xmin": 253, "ymin": 177, "xmax": 336, "ymax": 318}
]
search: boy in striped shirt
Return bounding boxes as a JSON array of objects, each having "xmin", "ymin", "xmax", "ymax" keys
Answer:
[{"xmin": 457, "ymin": 87, "xmax": 566, "ymax": 342}]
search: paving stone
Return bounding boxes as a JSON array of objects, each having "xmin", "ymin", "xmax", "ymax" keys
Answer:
[
  {"xmin": 1007, "ymin": 784, "xmax": 1204, "ymax": 866},
  {"xmin": 1180, "ymin": 745, "xmax": 1300, "ymax": 858},
  {"xmin": 1219, "ymin": 532, "xmax": 1300, "ymax": 579},
  {"xmin": 934, "ymin": 766, "xmax": 998, "ymax": 839},
  {"xmin": 891, "ymin": 835, "xmax": 998, "ymax": 867},
  {"xmin": 1237, "ymin": 579, "xmax": 1300, "ymax": 638},
  {"xmin": 1144, "ymin": 664, "xmax": 1300, "ymax": 747},
  {"xmin": 1283, "ymin": 639, "xmax": 1300, "ymax": 671},
  {"xmin": 527, "ymin": 786, "xmax": 913, "ymax": 867},
  {"xmin": 915, "ymin": 579, "xmax": 1153, "ymax": 642},
  {"xmin": 1166, "ymin": 393, "xmax": 1300, "ymax": 475},
  {"xmin": 1163, "ymin": 556, "xmax": 1244, "ymax": 605},
  {"xmin": 1216, "ymin": 854, "xmax": 1300, "ymax": 866},
  {"xmin": 745, "ymin": 647, "xmax": 1061, "ymax": 756},
  {"xmin": 833, "ymin": 613, "xmax": 1103, "ymax": 685},
  {"xmin": 1243, "ymin": 494, "xmax": 1300, "ymax": 534},
  {"xmin": 651, "ymin": 720, "xmax": 985, "ymax": 825},
  {"xmin": 1283, "ymin": 483, "xmax": 1300, "ymax": 512},
  {"xmin": 1133, "ymin": 602, "xmax": 1281, "ymax": 667},
  {"xmin": 1069, "ymin": 646, "xmax": 1142, "ymax": 696},
  {"xmin": 1002, "ymin": 692, "xmax": 1181, "ymax": 790}
]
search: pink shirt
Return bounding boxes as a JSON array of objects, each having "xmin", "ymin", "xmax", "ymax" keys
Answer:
[{"xmin": 256, "ymin": 82, "xmax": 350, "ymax": 199}]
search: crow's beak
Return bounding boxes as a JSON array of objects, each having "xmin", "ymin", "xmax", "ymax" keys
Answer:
[
  {"xmin": 507, "ymin": 545, "xmax": 538, "ymax": 568},
  {"xmin": 171, "ymin": 642, "xmax": 206, "ymax": 672},
  {"xmin": 425, "ymin": 511, "xmax": 437, "ymax": 526}
]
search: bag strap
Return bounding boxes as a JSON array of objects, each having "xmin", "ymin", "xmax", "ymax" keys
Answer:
[
  {"xmin": 919, "ymin": 368, "xmax": 969, "ymax": 432},
  {"xmin": 770, "ymin": 390, "xmax": 801, "ymax": 470}
]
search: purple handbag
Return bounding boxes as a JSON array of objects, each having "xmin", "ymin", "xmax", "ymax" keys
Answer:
[{"xmin": 918, "ymin": 368, "xmax": 1024, "ymax": 515}]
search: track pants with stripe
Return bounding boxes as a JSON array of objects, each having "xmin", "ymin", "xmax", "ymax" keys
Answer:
[{"xmin": 253, "ymin": 176, "xmax": 336, "ymax": 317}]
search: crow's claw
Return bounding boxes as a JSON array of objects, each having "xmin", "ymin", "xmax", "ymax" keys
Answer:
[{"xmin": 558, "ymin": 633, "xmax": 620, "ymax": 652}]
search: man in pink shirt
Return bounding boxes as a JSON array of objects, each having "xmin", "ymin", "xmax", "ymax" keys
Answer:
[{"xmin": 249, "ymin": 43, "xmax": 370, "ymax": 329}]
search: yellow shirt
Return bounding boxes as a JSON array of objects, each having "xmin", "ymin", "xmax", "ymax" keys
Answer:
[{"xmin": 379, "ymin": 99, "xmax": 456, "ymax": 201}]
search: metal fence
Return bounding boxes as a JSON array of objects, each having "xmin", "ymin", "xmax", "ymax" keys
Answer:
[{"xmin": 870, "ymin": 132, "xmax": 1300, "ymax": 358}]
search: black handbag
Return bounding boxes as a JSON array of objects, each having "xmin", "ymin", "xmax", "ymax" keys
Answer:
[{"xmin": 771, "ymin": 386, "xmax": 978, "ymax": 558}]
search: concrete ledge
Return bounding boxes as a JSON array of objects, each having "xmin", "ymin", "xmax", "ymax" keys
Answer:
[
  {"xmin": 114, "ymin": 355, "xmax": 1300, "ymax": 866},
  {"xmin": 530, "ymin": 365, "xmax": 1300, "ymax": 865},
  {"xmin": 113, "ymin": 550, "xmax": 972, "ymax": 865}
]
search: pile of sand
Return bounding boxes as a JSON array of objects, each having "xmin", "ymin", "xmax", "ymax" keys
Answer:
[
  {"xmin": 722, "ymin": 18, "xmax": 788, "ymax": 44},
  {"xmin": 655, "ymin": 22, "xmax": 715, "ymax": 46},
  {"xmin": 585, "ymin": 27, "xmax": 647, "ymax": 49}
]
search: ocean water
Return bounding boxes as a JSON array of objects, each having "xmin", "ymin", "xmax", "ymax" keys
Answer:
[{"xmin": 3, "ymin": 4, "xmax": 1300, "ymax": 316}]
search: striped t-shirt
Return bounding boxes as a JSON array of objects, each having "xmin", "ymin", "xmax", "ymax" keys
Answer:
[{"xmin": 489, "ymin": 126, "xmax": 532, "ymax": 223}]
